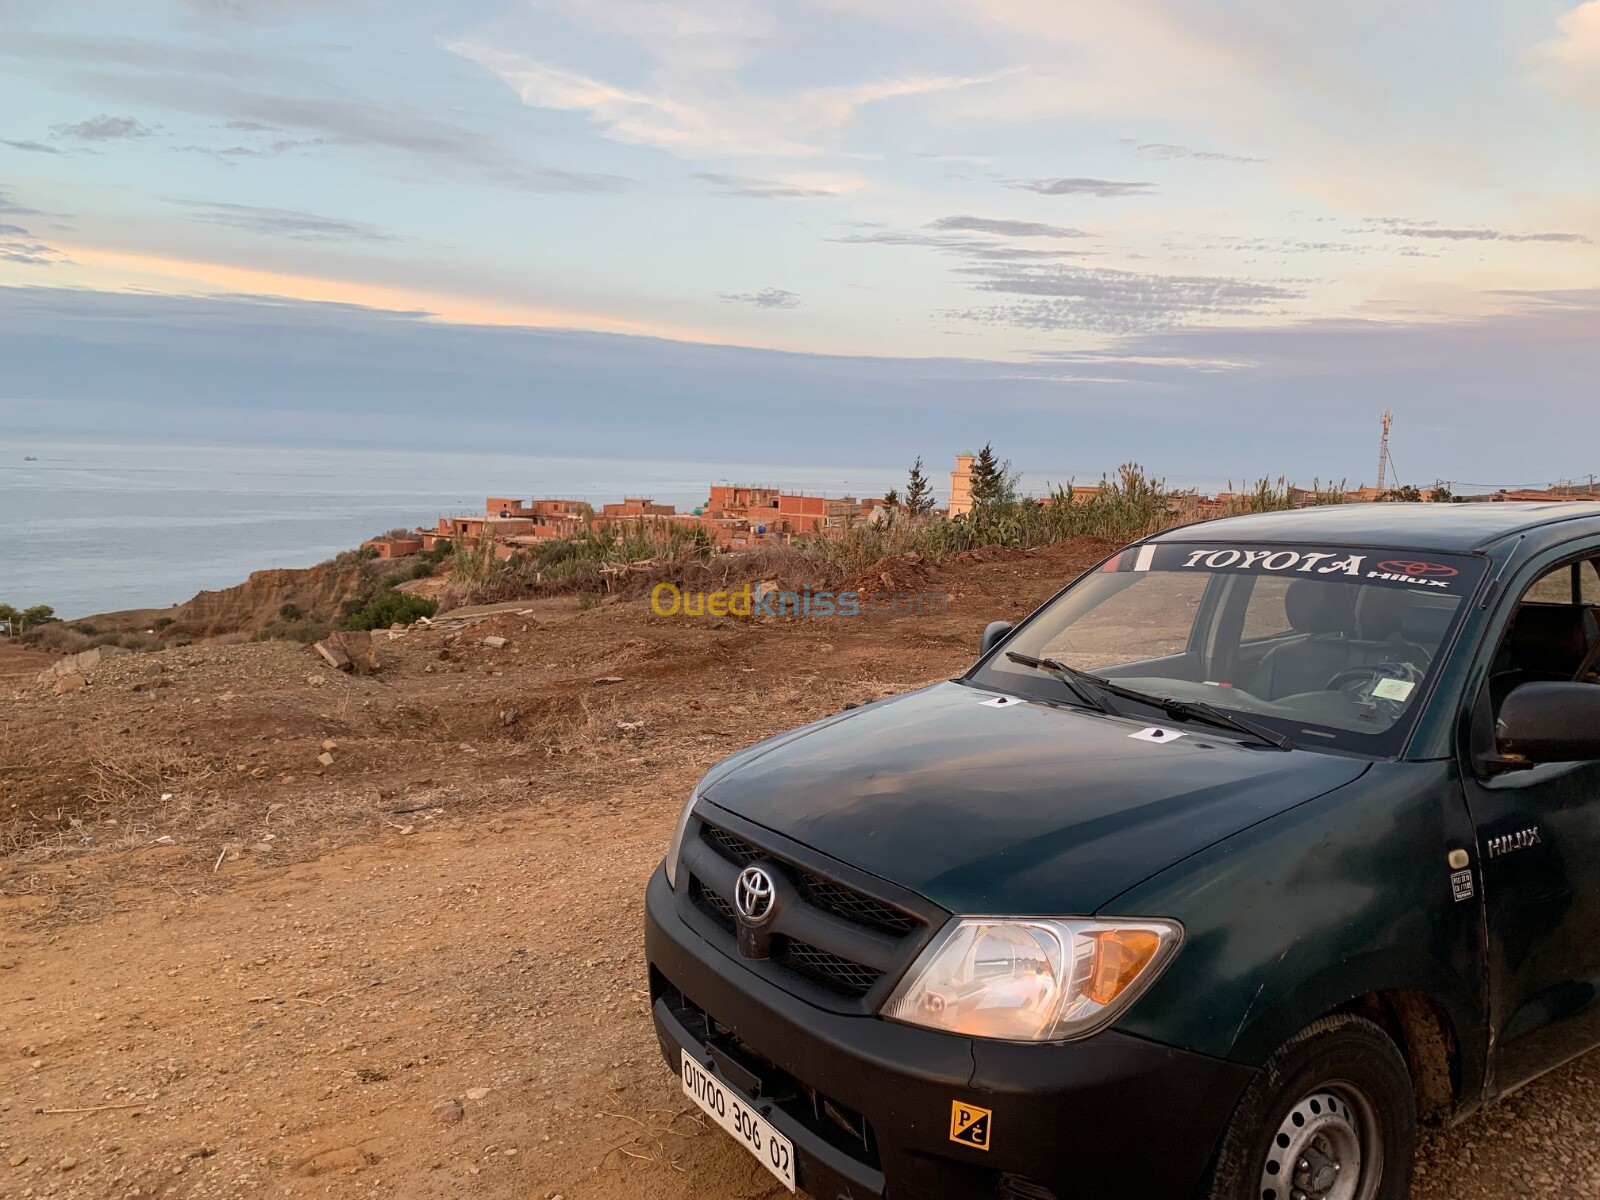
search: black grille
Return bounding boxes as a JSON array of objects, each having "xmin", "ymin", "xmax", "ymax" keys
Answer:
[
  {"xmin": 702, "ymin": 824, "xmax": 761, "ymax": 864},
  {"xmin": 780, "ymin": 940, "xmax": 883, "ymax": 997},
  {"xmin": 692, "ymin": 878, "xmax": 736, "ymax": 930},
  {"xmin": 700, "ymin": 823, "xmax": 919, "ymax": 937},
  {"xmin": 801, "ymin": 876, "xmax": 918, "ymax": 935}
]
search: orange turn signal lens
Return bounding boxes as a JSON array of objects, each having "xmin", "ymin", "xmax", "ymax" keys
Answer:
[{"xmin": 1085, "ymin": 929, "xmax": 1163, "ymax": 1006}]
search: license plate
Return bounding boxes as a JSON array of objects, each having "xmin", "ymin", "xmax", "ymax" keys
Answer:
[{"xmin": 680, "ymin": 1048, "xmax": 796, "ymax": 1191}]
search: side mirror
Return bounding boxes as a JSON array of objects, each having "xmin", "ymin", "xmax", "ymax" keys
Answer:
[
  {"xmin": 1497, "ymin": 683, "xmax": 1600, "ymax": 764},
  {"xmin": 980, "ymin": 620, "xmax": 1015, "ymax": 657}
]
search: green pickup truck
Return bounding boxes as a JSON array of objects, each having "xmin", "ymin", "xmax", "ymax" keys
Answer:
[{"xmin": 645, "ymin": 502, "xmax": 1600, "ymax": 1200}]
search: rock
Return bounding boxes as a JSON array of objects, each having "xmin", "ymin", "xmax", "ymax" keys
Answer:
[
  {"xmin": 317, "ymin": 752, "xmax": 335, "ymax": 767},
  {"xmin": 464, "ymin": 1087, "xmax": 491, "ymax": 1101},
  {"xmin": 59, "ymin": 1156, "xmax": 77, "ymax": 1171},
  {"xmin": 487, "ymin": 819, "xmax": 507, "ymax": 834},
  {"xmin": 152, "ymin": 835, "xmax": 175, "ymax": 846},
  {"xmin": 37, "ymin": 644, "xmax": 132, "ymax": 683},
  {"xmin": 252, "ymin": 842, "xmax": 274, "ymax": 854},
  {"xmin": 52, "ymin": 672, "xmax": 87, "ymax": 695},
  {"xmin": 306, "ymin": 673, "xmax": 326, "ymax": 687},
  {"xmin": 329, "ymin": 629, "xmax": 381, "ymax": 674},
  {"xmin": 320, "ymin": 739, "xmax": 337, "ymax": 752},
  {"xmin": 433, "ymin": 1098, "xmax": 465, "ymax": 1124},
  {"xmin": 313, "ymin": 639, "xmax": 352, "ymax": 672},
  {"xmin": 591, "ymin": 676, "xmax": 625, "ymax": 686},
  {"xmin": 482, "ymin": 635, "xmax": 509, "ymax": 649},
  {"xmin": 8, "ymin": 1154, "xmax": 26, "ymax": 1168}
]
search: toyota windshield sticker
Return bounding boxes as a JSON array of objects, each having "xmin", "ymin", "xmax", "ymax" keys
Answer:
[{"xmin": 1104, "ymin": 544, "xmax": 1471, "ymax": 591}]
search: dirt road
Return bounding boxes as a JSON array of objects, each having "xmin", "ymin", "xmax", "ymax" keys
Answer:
[{"xmin": 3, "ymin": 544, "xmax": 1598, "ymax": 1199}]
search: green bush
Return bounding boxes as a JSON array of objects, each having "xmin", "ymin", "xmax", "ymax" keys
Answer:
[{"xmin": 339, "ymin": 590, "xmax": 438, "ymax": 631}]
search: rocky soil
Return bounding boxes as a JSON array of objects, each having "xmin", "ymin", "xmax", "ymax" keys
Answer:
[{"xmin": 1, "ymin": 541, "xmax": 1596, "ymax": 1199}]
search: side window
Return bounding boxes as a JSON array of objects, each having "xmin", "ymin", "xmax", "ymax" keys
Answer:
[
  {"xmin": 1240, "ymin": 577, "xmax": 1295, "ymax": 641},
  {"xmin": 1583, "ymin": 561, "xmax": 1600, "ymax": 607},
  {"xmin": 1490, "ymin": 554, "xmax": 1600, "ymax": 711},
  {"xmin": 1523, "ymin": 562, "xmax": 1577, "ymax": 605}
]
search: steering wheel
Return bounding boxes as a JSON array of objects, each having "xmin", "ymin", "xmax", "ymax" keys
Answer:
[{"xmin": 1324, "ymin": 667, "xmax": 1386, "ymax": 695}]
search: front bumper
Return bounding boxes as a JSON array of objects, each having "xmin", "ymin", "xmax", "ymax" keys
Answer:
[{"xmin": 645, "ymin": 865, "xmax": 1253, "ymax": 1200}]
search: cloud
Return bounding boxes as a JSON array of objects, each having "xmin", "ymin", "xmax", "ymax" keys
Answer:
[
  {"xmin": 1007, "ymin": 177, "xmax": 1155, "ymax": 197},
  {"xmin": 1127, "ymin": 141, "xmax": 1264, "ymax": 164},
  {"xmin": 51, "ymin": 113, "xmax": 155, "ymax": 140},
  {"xmin": 694, "ymin": 171, "xmax": 860, "ymax": 198},
  {"xmin": 0, "ymin": 34, "xmax": 629, "ymax": 193},
  {"xmin": 720, "ymin": 287, "xmax": 800, "ymax": 309},
  {"xmin": 1530, "ymin": 0, "xmax": 1600, "ymax": 107},
  {"xmin": 1, "ymin": 139, "xmax": 62, "ymax": 154},
  {"xmin": 949, "ymin": 263, "xmax": 1302, "ymax": 334},
  {"xmin": 0, "ymin": 187, "xmax": 41, "ymax": 216},
  {"xmin": 0, "ymin": 224, "xmax": 64, "ymax": 265},
  {"xmin": 1364, "ymin": 217, "xmax": 1592, "ymax": 245},
  {"xmin": 928, "ymin": 215, "xmax": 1088, "ymax": 239},
  {"xmin": 448, "ymin": 38, "xmax": 1007, "ymax": 158},
  {"xmin": 169, "ymin": 199, "xmax": 399, "ymax": 243},
  {"xmin": 832, "ymin": 228, "xmax": 1082, "ymax": 262}
]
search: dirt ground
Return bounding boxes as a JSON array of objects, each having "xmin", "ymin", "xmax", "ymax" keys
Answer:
[{"xmin": 2, "ymin": 542, "xmax": 1597, "ymax": 1200}]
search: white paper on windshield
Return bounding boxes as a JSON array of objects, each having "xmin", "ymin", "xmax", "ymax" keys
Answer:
[
  {"xmin": 1129, "ymin": 727, "xmax": 1187, "ymax": 743},
  {"xmin": 1372, "ymin": 678, "xmax": 1416, "ymax": 701}
]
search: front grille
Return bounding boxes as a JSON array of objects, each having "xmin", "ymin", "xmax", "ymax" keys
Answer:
[
  {"xmin": 780, "ymin": 939, "xmax": 882, "ymax": 997},
  {"xmin": 700, "ymin": 823, "xmax": 919, "ymax": 937},
  {"xmin": 702, "ymin": 824, "xmax": 761, "ymax": 865},
  {"xmin": 687, "ymin": 817, "xmax": 935, "ymax": 1007},
  {"xmin": 692, "ymin": 878, "xmax": 736, "ymax": 930}
]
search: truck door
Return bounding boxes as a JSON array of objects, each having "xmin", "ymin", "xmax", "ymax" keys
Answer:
[{"xmin": 1463, "ymin": 549, "xmax": 1600, "ymax": 1093}]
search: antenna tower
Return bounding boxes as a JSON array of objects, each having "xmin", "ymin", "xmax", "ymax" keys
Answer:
[{"xmin": 1376, "ymin": 410, "xmax": 1393, "ymax": 493}]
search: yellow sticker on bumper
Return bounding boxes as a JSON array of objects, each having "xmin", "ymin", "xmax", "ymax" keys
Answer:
[{"xmin": 949, "ymin": 1101, "xmax": 992, "ymax": 1150}]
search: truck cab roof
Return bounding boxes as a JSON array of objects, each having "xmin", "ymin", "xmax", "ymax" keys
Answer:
[{"xmin": 1149, "ymin": 501, "xmax": 1600, "ymax": 554}]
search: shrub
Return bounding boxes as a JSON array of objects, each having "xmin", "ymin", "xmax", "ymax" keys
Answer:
[
  {"xmin": 339, "ymin": 590, "xmax": 438, "ymax": 631},
  {"xmin": 279, "ymin": 603, "xmax": 303, "ymax": 621}
]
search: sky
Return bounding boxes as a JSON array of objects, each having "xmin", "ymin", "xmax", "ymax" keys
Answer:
[{"xmin": 2, "ymin": 0, "xmax": 1598, "ymax": 488}]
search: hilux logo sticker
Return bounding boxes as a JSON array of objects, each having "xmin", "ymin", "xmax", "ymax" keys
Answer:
[
  {"xmin": 1487, "ymin": 827, "xmax": 1540, "ymax": 858},
  {"xmin": 1180, "ymin": 549, "xmax": 1367, "ymax": 576},
  {"xmin": 1375, "ymin": 559, "xmax": 1458, "ymax": 579},
  {"xmin": 949, "ymin": 1101, "xmax": 991, "ymax": 1150},
  {"xmin": 1367, "ymin": 560, "xmax": 1458, "ymax": 589}
]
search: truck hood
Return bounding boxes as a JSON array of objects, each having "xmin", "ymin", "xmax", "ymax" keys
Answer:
[{"xmin": 700, "ymin": 681, "xmax": 1369, "ymax": 915}]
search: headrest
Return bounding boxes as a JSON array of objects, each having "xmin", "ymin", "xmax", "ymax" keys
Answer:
[
  {"xmin": 1284, "ymin": 579, "xmax": 1355, "ymax": 636},
  {"xmin": 1400, "ymin": 603, "xmax": 1455, "ymax": 648},
  {"xmin": 1508, "ymin": 605, "xmax": 1596, "ymax": 675},
  {"xmin": 1356, "ymin": 587, "xmax": 1413, "ymax": 641}
]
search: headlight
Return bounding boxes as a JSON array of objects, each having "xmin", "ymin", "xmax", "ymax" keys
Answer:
[
  {"xmin": 663, "ymin": 785, "xmax": 700, "ymax": 889},
  {"xmin": 882, "ymin": 917, "xmax": 1182, "ymax": 1042}
]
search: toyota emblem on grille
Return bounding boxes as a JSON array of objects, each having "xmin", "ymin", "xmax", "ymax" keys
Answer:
[{"xmin": 735, "ymin": 866, "xmax": 776, "ymax": 925}]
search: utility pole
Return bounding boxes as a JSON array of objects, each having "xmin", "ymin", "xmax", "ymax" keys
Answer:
[{"xmin": 1375, "ymin": 410, "xmax": 1393, "ymax": 494}]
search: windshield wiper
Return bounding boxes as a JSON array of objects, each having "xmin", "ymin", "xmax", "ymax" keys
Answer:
[
  {"xmin": 1004, "ymin": 651, "xmax": 1115, "ymax": 715},
  {"xmin": 1007, "ymin": 651, "xmax": 1292, "ymax": 750},
  {"xmin": 1087, "ymin": 677, "xmax": 1293, "ymax": 751}
]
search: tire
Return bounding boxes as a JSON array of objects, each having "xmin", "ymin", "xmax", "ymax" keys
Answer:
[{"xmin": 1203, "ymin": 1014, "xmax": 1417, "ymax": 1200}]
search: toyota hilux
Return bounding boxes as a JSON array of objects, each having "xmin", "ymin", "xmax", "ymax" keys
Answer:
[{"xmin": 644, "ymin": 502, "xmax": 1600, "ymax": 1200}]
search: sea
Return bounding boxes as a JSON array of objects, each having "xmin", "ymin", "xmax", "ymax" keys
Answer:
[{"xmin": 0, "ymin": 440, "xmax": 913, "ymax": 619}]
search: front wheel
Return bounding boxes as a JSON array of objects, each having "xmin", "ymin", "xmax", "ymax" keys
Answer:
[{"xmin": 1204, "ymin": 1014, "xmax": 1417, "ymax": 1200}]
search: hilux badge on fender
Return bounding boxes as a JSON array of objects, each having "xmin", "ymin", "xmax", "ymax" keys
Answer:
[{"xmin": 735, "ymin": 866, "xmax": 776, "ymax": 924}]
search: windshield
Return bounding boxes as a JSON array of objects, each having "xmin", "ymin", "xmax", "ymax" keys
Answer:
[{"xmin": 970, "ymin": 541, "xmax": 1487, "ymax": 756}]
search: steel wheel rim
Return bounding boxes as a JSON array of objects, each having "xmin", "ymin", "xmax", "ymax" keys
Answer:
[{"xmin": 1257, "ymin": 1082, "xmax": 1382, "ymax": 1200}]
